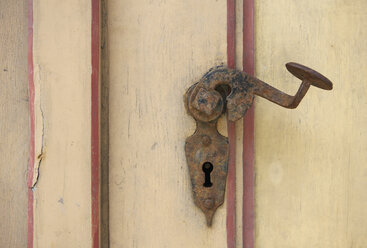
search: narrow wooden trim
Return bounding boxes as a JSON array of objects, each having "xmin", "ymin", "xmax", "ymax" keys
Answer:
[
  {"xmin": 227, "ymin": 0, "xmax": 236, "ymax": 69},
  {"xmin": 100, "ymin": 0, "xmax": 110, "ymax": 247},
  {"xmin": 91, "ymin": 0, "xmax": 101, "ymax": 247},
  {"xmin": 242, "ymin": 0, "xmax": 255, "ymax": 247},
  {"xmin": 27, "ymin": 0, "xmax": 35, "ymax": 247},
  {"xmin": 226, "ymin": 0, "xmax": 236, "ymax": 247},
  {"xmin": 226, "ymin": 122, "xmax": 236, "ymax": 248}
]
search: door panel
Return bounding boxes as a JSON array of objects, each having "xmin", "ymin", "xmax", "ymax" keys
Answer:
[
  {"xmin": 31, "ymin": 1, "xmax": 92, "ymax": 246},
  {"xmin": 255, "ymin": 0, "xmax": 367, "ymax": 247},
  {"xmin": 109, "ymin": 0, "xmax": 229, "ymax": 247},
  {"xmin": 0, "ymin": 1, "xmax": 28, "ymax": 247}
]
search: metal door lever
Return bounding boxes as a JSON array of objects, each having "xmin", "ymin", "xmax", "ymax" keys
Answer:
[{"xmin": 184, "ymin": 62, "xmax": 332, "ymax": 226}]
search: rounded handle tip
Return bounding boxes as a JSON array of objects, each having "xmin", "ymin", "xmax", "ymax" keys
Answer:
[{"xmin": 286, "ymin": 62, "xmax": 333, "ymax": 90}]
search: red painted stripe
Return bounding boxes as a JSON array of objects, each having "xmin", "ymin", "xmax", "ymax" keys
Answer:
[
  {"xmin": 226, "ymin": 122, "xmax": 236, "ymax": 248},
  {"xmin": 242, "ymin": 0, "xmax": 255, "ymax": 247},
  {"xmin": 91, "ymin": 0, "xmax": 100, "ymax": 247},
  {"xmin": 27, "ymin": 0, "xmax": 35, "ymax": 247},
  {"xmin": 226, "ymin": 0, "xmax": 236, "ymax": 248},
  {"xmin": 227, "ymin": 0, "xmax": 236, "ymax": 69}
]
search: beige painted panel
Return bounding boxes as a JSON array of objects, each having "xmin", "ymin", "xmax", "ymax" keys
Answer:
[
  {"xmin": 32, "ymin": 0, "xmax": 92, "ymax": 247},
  {"xmin": 0, "ymin": 1, "xmax": 28, "ymax": 247},
  {"xmin": 235, "ymin": 0, "xmax": 244, "ymax": 246},
  {"xmin": 108, "ymin": 0, "xmax": 232, "ymax": 247},
  {"xmin": 255, "ymin": 0, "xmax": 367, "ymax": 247}
]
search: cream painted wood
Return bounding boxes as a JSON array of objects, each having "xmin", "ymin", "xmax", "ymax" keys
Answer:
[
  {"xmin": 235, "ymin": 0, "xmax": 244, "ymax": 246},
  {"xmin": 108, "ymin": 0, "xmax": 232, "ymax": 247},
  {"xmin": 24, "ymin": 0, "xmax": 367, "ymax": 247},
  {"xmin": 255, "ymin": 0, "xmax": 367, "ymax": 247},
  {"xmin": 32, "ymin": 1, "xmax": 92, "ymax": 247},
  {"xmin": 0, "ymin": 1, "xmax": 28, "ymax": 247}
]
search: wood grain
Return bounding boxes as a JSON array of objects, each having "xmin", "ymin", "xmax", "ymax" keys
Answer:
[
  {"xmin": 27, "ymin": 0, "xmax": 35, "ymax": 247},
  {"xmin": 91, "ymin": 0, "xmax": 100, "ymax": 247},
  {"xmin": 226, "ymin": 0, "xmax": 237, "ymax": 247},
  {"xmin": 0, "ymin": 1, "xmax": 29, "ymax": 247},
  {"xmin": 100, "ymin": 0, "xmax": 110, "ymax": 247},
  {"xmin": 255, "ymin": 0, "xmax": 367, "ymax": 247},
  {"xmin": 108, "ymin": 0, "xmax": 228, "ymax": 247},
  {"xmin": 32, "ymin": 1, "xmax": 92, "ymax": 247},
  {"xmin": 242, "ymin": 0, "xmax": 255, "ymax": 247}
]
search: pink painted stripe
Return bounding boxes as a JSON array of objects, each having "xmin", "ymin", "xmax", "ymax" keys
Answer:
[
  {"xmin": 27, "ymin": 0, "xmax": 35, "ymax": 247},
  {"xmin": 91, "ymin": 0, "xmax": 100, "ymax": 247},
  {"xmin": 227, "ymin": 0, "xmax": 236, "ymax": 69},
  {"xmin": 226, "ymin": 121, "xmax": 236, "ymax": 248},
  {"xmin": 226, "ymin": 0, "xmax": 236, "ymax": 248},
  {"xmin": 242, "ymin": 0, "xmax": 255, "ymax": 247}
]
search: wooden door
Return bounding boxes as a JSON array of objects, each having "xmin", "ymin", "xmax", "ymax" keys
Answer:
[{"xmin": 23, "ymin": 0, "xmax": 367, "ymax": 247}]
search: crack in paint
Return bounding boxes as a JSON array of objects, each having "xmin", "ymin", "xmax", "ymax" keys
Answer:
[
  {"xmin": 31, "ymin": 65, "xmax": 45, "ymax": 190},
  {"xmin": 31, "ymin": 102, "xmax": 44, "ymax": 190}
]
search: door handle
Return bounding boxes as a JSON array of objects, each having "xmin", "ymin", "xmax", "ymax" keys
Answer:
[{"xmin": 184, "ymin": 62, "xmax": 332, "ymax": 226}]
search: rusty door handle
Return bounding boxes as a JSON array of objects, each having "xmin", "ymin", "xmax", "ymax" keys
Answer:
[
  {"xmin": 253, "ymin": 62, "xmax": 333, "ymax": 109},
  {"xmin": 184, "ymin": 62, "xmax": 332, "ymax": 226},
  {"xmin": 186, "ymin": 62, "xmax": 332, "ymax": 122}
]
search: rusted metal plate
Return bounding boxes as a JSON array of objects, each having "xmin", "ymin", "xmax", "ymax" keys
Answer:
[
  {"xmin": 185, "ymin": 64, "xmax": 332, "ymax": 226},
  {"xmin": 185, "ymin": 122, "xmax": 228, "ymax": 226}
]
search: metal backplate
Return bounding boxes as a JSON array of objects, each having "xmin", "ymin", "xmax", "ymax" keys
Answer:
[{"xmin": 185, "ymin": 121, "xmax": 229, "ymax": 226}]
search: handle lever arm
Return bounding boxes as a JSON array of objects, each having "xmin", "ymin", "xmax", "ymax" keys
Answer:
[
  {"xmin": 252, "ymin": 78, "xmax": 311, "ymax": 109},
  {"xmin": 250, "ymin": 62, "xmax": 332, "ymax": 109}
]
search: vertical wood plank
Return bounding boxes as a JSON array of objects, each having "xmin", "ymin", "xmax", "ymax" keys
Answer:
[
  {"xmin": 242, "ymin": 0, "xmax": 255, "ymax": 247},
  {"xmin": 100, "ymin": 0, "xmax": 110, "ymax": 247},
  {"xmin": 235, "ymin": 1, "xmax": 244, "ymax": 247},
  {"xmin": 0, "ymin": 1, "xmax": 28, "ymax": 247},
  {"xmin": 32, "ymin": 1, "xmax": 92, "ymax": 246},
  {"xmin": 109, "ymin": 0, "xmax": 228, "ymax": 247},
  {"xmin": 255, "ymin": 0, "xmax": 367, "ymax": 247},
  {"xmin": 226, "ymin": 0, "xmax": 237, "ymax": 247},
  {"xmin": 27, "ymin": 0, "xmax": 35, "ymax": 247},
  {"xmin": 91, "ymin": 0, "xmax": 101, "ymax": 247}
]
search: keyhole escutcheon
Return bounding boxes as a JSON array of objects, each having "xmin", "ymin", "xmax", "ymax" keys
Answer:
[{"xmin": 202, "ymin": 162, "xmax": 213, "ymax": 187}]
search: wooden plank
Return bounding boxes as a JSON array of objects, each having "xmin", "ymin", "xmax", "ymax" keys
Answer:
[
  {"xmin": 226, "ymin": 0, "xmax": 237, "ymax": 247},
  {"xmin": 255, "ymin": 0, "xmax": 367, "ymax": 247},
  {"xmin": 0, "ymin": 1, "xmax": 28, "ymax": 247},
  {"xmin": 100, "ymin": 0, "xmax": 110, "ymax": 247},
  {"xmin": 108, "ymin": 0, "xmax": 228, "ymax": 247},
  {"xmin": 28, "ymin": 0, "xmax": 35, "ymax": 247},
  {"xmin": 242, "ymin": 0, "xmax": 255, "ymax": 247},
  {"xmin": 31, "ymin": 1, "xmax": 92, "ymax": 246},
  {"xmin": 91, "ymin": 0, "xmax": 100, "ymax": 247},
  {"xmin": 234, "ymin": 1, "xmax": 244, "ymax": 247}
]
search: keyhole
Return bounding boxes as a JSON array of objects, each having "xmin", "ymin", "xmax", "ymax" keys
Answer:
[{"xmin": 202, "ymin": 162, "xmax": 213, "ymax": 187}]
